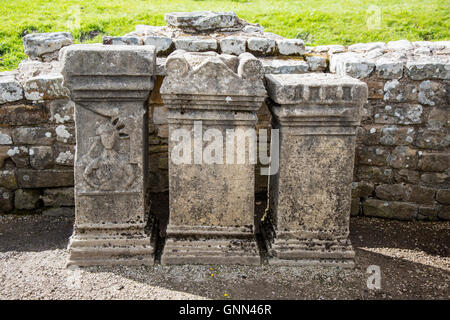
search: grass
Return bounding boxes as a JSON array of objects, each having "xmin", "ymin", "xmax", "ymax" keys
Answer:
[{"xmin": 0, "ymin": 0, "xmax": 449, "ymax": 71}]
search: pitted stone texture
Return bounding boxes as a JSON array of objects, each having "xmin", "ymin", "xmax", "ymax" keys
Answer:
[
  {"xmin": 103, "ymin": 36, "xmax": 142, "ymax": 45},
  {"xmin": 0, "ymin": 187, "xmax": 13, "ymax": 212},
  {"xmin": 219, "ymin": 37, "xmax": 246, "ymax": 55},
  {"xmin": 165, "ymin": 11, "xmax": 239, "ymax": 32},
  {"xmin": 247, "ymin": 37, "xmax": 276, "ymax": 55},
  {"xmin": 23, "ymin": 32, "xmax": 73, "ymax": 61},
  {"xmin": 330, "ymin": 52, "xmax": 375, "ymax": 79},
  {"xmin": 144, "ymin": 36, "xmax": 173, "ymax": 55},
  {"xmin": 348, "ymin": 42, "xmax": 386, "ymax": 52},
  {"xmin": 23, "ymin": 74, "xmax": 69, "ymax": 101},
  {"xmin": 61, "ymin": 44, "xmax": 156, "ymax": 267},
  {"xmin": 406, "ymin": 56, "xmax": 450, "ymax": 80},
  {"xmin": 261, "ymin": 58, "xmax": 308, "ymax": 74},
  {"xmin": 387, "ymin": 40, "xmax": 414, "ymax": 51},
  {"xmin": 264, "ymin": 73, "xmax": 368, "ymax": 267},
  {"xmin": 173, "ymin": 37, "xmax": 218, "ymax": 52},
  {"xmin": 161, "ymin": 50, "xmax": 266, "ymax": 265},
  {"xmin": 276, "ymin": 39, "xmax": 305, "ymax": 55},
  {"xmin": 0, "ymin": 75, "xmax": 23, "ymax": 104},
  {"xmin": 375, "ymin": 57, "xmax": 404, "ymax": 79},
  {"xmin": 14, "ymin": 189, "xmax": 41, "ymax": 210},
  {"xmin": 306, "ymin": 55, "xmax": 327, "ymax": 71},
  {"xmin": 310, "ymin": 45, "xmax": 345, "ymax": 54}
]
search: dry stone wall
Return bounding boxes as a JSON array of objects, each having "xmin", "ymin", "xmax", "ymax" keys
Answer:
[{"xmin": 0, "ymin": 12, "xmax": 449, "ymax": 221}]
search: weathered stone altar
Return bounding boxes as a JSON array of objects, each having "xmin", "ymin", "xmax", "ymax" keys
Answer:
[
  {"xmin": 264, "ymin": 73, "xmax": 368, "ymax": 267},
  {"xmin": 60, "ymin": 45, "xmax": 156, "ymax": 266},
  {"xmin": 160, "ymin": 50, "xmax": 266, "ymax": 265}
]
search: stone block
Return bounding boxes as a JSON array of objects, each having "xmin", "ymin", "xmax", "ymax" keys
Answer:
[
  {"xmin": 374, "ymin": 104, "xmax": 423, "ymax": 125},
  {"xmin": 436, "ymin": 189, "xmax": 450, "ymax": 205},
  {"xmin": 437, "ymin": 206, "xmax": 450, "ymax": 220},
  {"xmin": 0, "ymin": 170, "xmax": 17, "ymax": 189},
  {"xmin": 404, "ymin": 185, "xmax": 435, "ymax": 205},
  {"xmin": 306, "ymin": 55, "xmax": 327, "ymax": 71},
  {"xmin": 12, "ymin": 127, "xmax": 55, "ymax": 145},
  {"xmin": 0, "ymin": 129, "xmax": 13, "ymax": 145},
  {"xmin": 261, "ymin": 58, "xmax": 308, "ymax": 74},
  {"xmin": 0, "ymin": 146, "xmax": 9, "ymax": 168},
  {"xmin": 380, "ymin": 126, "xmax": 415, "ymax": 146},
  {"xmin": 43, "ymin": 207, "xmax": 74, "ymax": 217},
  {"xmin": 417, "ymin": 206, "xmax": 439, "ymax": 220},
  {"xmin": 23, "ymin": 32, "xmax": 73, "ymax": 61},
  {"xmin": 103, "ymin": 36, "xmax": 142, "ymax": 46},
  {"xmin": 383, "ymin": 80, "xmax": 418, "ymax": 102},
  {"xmin": 219, "ymin": 37, "xmax": 246, "ymax": 55},
  {"xmin": 349, "ymin": 42, "xmax": 386, "ymax": 52},
  {"xmin": 14, "ymin": 188, "xmax": 41, "ymax": 210},
  {"xmin": 352, "ymin": 181, "xmax": 375, "ymax": 198},
  {"xmin": 418, "ymin": 80, "xmax": 448, "ymax": 106},
  {"xmin": 54, "ymin": 145, "xmax": 75, "ymax": 166},
  {"xmin": 0, "ymin": 104, "xmax": 49, "ymax": 126},
  {"xmin": 276, "ymin": 39, "xmax": 305, "ymax": 55},
  {"xmin": 47, "ymin": 99, "xmax": 75, "ymax": 124},
  {"xmin": 386, "ymin": 40, "xmax": 414, "ymax": 51},
  {"xmin": 406, "ymin": 56, "xmax": 450, "ymax": 80},
  {"xmin": 41, "ymin": 187, "xmax": 74, "ymax": 207},
  {"xmin": 61, "ymin": 44, "xmax": 156, "ymax": 266},
  {"xmin": 418, "ymin": 152, "xmax": 450, "ymax": 172},
  {"xmin": 0, "ymin": 75, "xmax": 23, "ymax": 104},
  {"xmin": 7, "ymin": 146, "xmax": 29, "ymax": 167},
  {"xmin": 264, "ymin": 73, "xmax": 367, "ymax": 267},
  {"xmin": 160, "ymin": 51, "xmax": 266, "ymax": 265},
  {"xmin": 362, "ymin": 199, "xmax": 417, "ymax": 220},
  {"xmin": 0, "ymin": 187, "xmax": 13, "ymax": 212},
  {"xmin": 23, "ymin": 74, "xmax": 69, "ymax": 101},
  {"xmin": 144, "ymin": 36, "xmax": 173, "ymax": 55},
  {"xmin": 247, "ymin": 37, "xmax": 276, "ymax": 55},
  {"xmin": 415, "ymin": 130, "xmax": 450, "ymax": 149},
  {"xmin": 421, "ymin": 172, "xmax": 449, "ymax": 185},
  {"xmin": 173, "ymin": 37, "xmax": 218, "ymax": 52},
  {"xmin": 388, "ymin": 146, "xmax": 417, "ymax": 169},
  {"xmin": 357, "ymin": 165, "xmax": 393, "ymax": 183},
  {"xmin": 375, "ymin": 57, "xmax": 404, "ymax": 79},
  {"xmin": 394, "ymin": 168, "xmax": 420, "ymax": 184},
  {"xmin": 165, "ymin": 11, "xmax": 239, "ymax": 32},
  {"xmin": 29, "ymin": 146, "xmax": 54, "ymax": 169},
  {"xmin": 16, "ymin": 169, "xmax": 74, "ymax": 188},
  {"xmin": 329, "ymin": 52, "xmax": 375, "ymax": 78},
  {"xmin": 375, "ymin": 183, "xmax": 405, "ymax": 201}
]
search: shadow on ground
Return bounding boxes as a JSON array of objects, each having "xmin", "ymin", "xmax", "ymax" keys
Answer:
[{"xmin": 0, "ymin": 192, "xmax": 448, "ymax": 299}]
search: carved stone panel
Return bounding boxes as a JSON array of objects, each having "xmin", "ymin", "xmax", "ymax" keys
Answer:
[
  {"xmin": 160, "ymin": 50, "xmax": 266, "ymax": 265},
  {"xmin": 264, "ymin": 73, "xmax": 368, "ymax": 267},
  {"xmin": 61, "ymin": 45, "xmax": 156, "ymax": 266}
]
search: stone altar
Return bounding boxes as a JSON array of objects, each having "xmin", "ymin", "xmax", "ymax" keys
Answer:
[
  {"xmin": 60, "ymin": 45, "xmax": 156, "ymax": 266},
  {"xmin": 160, "ymin": 50, "xmax": 266, "ymax": 265},
  {"xmin": 264, "ymin": 73, "xmax": 368, "ymax": 267}
]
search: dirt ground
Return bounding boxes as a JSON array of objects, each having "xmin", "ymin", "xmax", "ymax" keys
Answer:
[{"xmin": 0, "ymin": 193, "xmax": 449, "ymax": 300}]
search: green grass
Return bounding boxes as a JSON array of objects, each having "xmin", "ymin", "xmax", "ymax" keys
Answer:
[{"xmin": 1, "ymin": 0, "xmax": 449, "ymax": 71}]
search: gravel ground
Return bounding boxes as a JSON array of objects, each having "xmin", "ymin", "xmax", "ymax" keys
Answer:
[{"xmin": 0, "ymin": 212, "xmax": 449, "ymax": 300}]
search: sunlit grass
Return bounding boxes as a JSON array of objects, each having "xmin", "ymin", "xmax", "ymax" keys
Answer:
[{"xmin": 1, "ymin": 0, "xmax": 449, "ymax": 71}]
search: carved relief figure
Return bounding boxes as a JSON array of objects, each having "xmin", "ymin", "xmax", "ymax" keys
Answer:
[{"xmin": 83, "ymin": 122, "xmax": 136, "ymax": 191}]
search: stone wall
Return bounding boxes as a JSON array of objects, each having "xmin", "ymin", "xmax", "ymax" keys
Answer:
[{"xmin": 0, "ymin": 12, "xmax": 448, "ymax": 220}]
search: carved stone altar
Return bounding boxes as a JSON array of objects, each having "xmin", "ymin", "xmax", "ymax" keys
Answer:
[
  {"xmin": 61, "ymin": 45, "xmax": 156, "ymax": 266},
  {"xmin": 264, "ymin": 73, "xmax": 368, "ymax": 267},
  {"xmin": 160, "ymin": 50, "xmax": 266, "ymax": 265}
]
